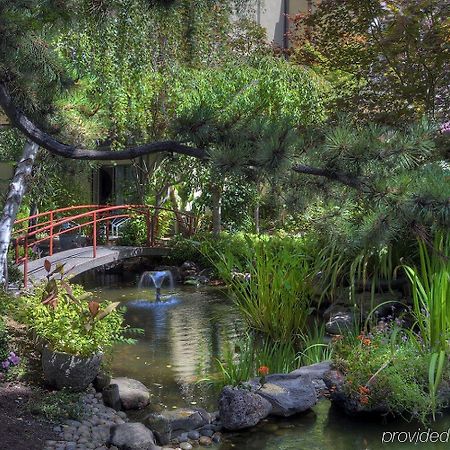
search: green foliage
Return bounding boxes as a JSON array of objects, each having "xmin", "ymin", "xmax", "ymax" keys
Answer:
[
  {"xmin": 333, "ymin": 323, "xmax": 447, "ymax": 424},
  {"xmin": 19, "ymin": 281, "xmax": 125, "ymax": 356},
  {"xmin": 404, "ymin": 233, "xmax": 450, "ymax": 417},
  {"xmin": 298, "ymin": 321, "xmax": 333, "ymax": 366},
  {"xmin": 291, "ymin": 0, "xmax": 450, "ymax": 121},
  {"xmin": 0, "ymin": 315, "xmax": 8, "ymax": 363},
  {"xmin": 28, "ymin": 388, "xmax": 84, "ymax": 421},
  {"xmin": 209, "ymin": 234, "xmax": 314, "ymax": 341},
  {"xmin": 14, "ymin": 261, "xmax": 128, "ymax": 356},
  {"xmin": 215, "ymin": 332, "xmax": 299, "ymax": 387},
  {"xmin": 117, "ymin": 216, "xmax": 148, "ymax": 246}
]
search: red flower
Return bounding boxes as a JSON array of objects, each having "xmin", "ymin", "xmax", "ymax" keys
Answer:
[{"xmin": 258, "ymin": 365, "xmax": 270, "ymax": 376}]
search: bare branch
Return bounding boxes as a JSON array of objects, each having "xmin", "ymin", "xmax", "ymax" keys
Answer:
[{"xmin": 292, "ymin": 163, "xmax": 367, "ymax": 191}]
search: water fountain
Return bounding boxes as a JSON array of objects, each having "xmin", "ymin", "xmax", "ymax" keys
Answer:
[{"xmin": 138, "ymin": 270, "xmax": 174, "ymax": 301}]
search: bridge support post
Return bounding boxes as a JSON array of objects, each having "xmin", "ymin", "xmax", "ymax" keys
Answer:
[
  {"xmin": 49, "ymin": 211, "xmax": 54, "ymax": 256},
  {"xmin": 145, "ymin": 209, "xmax": 151, "ymax": 247},
  {"xmin": 24, "ymin": 236, "xmax": 28, "ymax": 288}
]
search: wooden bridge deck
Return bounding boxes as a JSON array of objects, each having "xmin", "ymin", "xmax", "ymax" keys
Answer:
[{"xmin": 20, "ymin": 246, "xmax": 170, "ymax": 284}]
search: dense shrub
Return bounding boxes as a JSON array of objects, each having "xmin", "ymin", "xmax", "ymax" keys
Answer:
[
  {"xmin": 19, "ymin": 281, "xmax": 127, "ymax": 356},
  {"xmin": 332, "ymin": 321, "xmax": 449, "ymax": 424}
]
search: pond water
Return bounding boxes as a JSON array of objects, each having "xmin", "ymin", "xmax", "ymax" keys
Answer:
[{"xmin": 79, "ymin": 272, "xmax": 450, "ymax": 450}]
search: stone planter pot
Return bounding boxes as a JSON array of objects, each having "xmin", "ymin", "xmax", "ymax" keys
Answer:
[{"xmin": 42, "ymin": 346, "xmax": 103, "ymax": 391}]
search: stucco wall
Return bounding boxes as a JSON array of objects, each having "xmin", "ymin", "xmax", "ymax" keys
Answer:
[
  {"xmin": 0, "ymin": 162, "xmax": 13, "ymax": 197},
  {"xmin": 256, "ymin": 0, "xmax": 313, "ymax": 48}
]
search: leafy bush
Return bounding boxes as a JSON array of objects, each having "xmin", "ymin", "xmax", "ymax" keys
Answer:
[
  {"xmin": 168, "ymin": 232, "xmax": 250, "ymax": 268},
  {"xmin": 16, "ymin": 261, "xmax": 130, "ymax": 357},
  {"xmin": 332, "ymin": 321, "xmax": 448, "ymax": 424},
  {"xmin": 209, "ymin": 234, "xmax": 314, "ymax": 341},
  {"xmin": 19, "ymin": 281, "xmax": 126, "ymax": 356},
  {"xmin": 117, "ymin": 216, "xmax": 147, "ymax": 246}
]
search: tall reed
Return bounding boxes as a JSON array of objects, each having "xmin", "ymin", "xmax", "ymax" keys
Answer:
[
  {"xmin": 210, "ymin": 235, "xmax": 313, "ymax": 341},
  {"xmin": 404, "ymin": 232, "xmax": 450, "ymax": 418}
]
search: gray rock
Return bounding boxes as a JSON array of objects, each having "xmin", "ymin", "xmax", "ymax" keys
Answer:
[
  {"xmin": 41, "ymin": 347, "xmax": 102, "ymax": 392},
  {"xmin": 199, "ymin": 436, "xmax": 212, "ymax": 446},
  {"xmin": 200, "ymin": 428, "xmax": 214, "ymax": 437},
  {"xmin": 94, "ymin": 372, "xmax": 111, "ymax": 392},
  {"xmin": 187, "ymin": 431, "xmax": 200, "ymax": 440},
  {"xmin": 161, "ymin": 407, "xmax": 209, "ymax": 436},
  {"xmin": 145, "ymin": 413, "xmax": 172, "ymax": 445},
  {"xmin": 110, "ymin": 377, "xmax": 150, "ymax": 410},
  {"xmin": 290, "ymin": 361, "xmax": 331, "ymax": 396},
  {"xmin": 247, "ymin": 374, "xmax": 316, "ymax": 417},
  {"xmin": 103, "ymin": 384, "xmax": 121, "ymax": 411},
  {"xmin": 290, "ymin": 361, "xmax": 331, "ymax": 380},
  {"xmin": 218, "ymin": 386, "xmax": 272, "ymax": 430},
  {"xmin": 180, "ymin": 443, "xmax": 193, "ymax": 450},
  {"xmin": 109, "ymin": 422, "xmax": 157, "ymax": 450}
]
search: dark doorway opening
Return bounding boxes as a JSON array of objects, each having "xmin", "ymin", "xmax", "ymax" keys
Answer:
[{"xmin": 99, "ymin": 167, "xmax": 114, "ymax": 204}]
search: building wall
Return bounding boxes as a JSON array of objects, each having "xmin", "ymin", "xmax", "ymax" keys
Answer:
[
  {"xmin": 256, "ymin": 0, "xmax": 314, "ymax": 48},
  {"xmin": 0, "ymin": 162, "xmax": 14, "ymax": 198}
]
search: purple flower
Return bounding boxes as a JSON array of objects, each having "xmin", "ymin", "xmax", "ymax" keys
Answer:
[
  {"xmin": 8, "ymin": 352, "xmax": 20, "ymax": 366},
  {"xmin": 2, "ymin": 360, "xmax": 10, "ymax": 370},
  {"xmin": 440, "ymin": 121, "xmax": 450, "ymax": 134}
]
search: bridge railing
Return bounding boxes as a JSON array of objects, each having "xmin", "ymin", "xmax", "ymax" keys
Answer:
[{"xmin": 13, "ymin": 204, "xmax": 198, "ymax": 287}]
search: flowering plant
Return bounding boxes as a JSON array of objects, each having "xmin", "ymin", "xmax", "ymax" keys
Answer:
[
  {"xmin": 0, "ymin": 351, "xmax": 21, "ymax": 381},
  {"xmin": 258, "ymin": 365, "xmax": 269, "ymax": 387}
]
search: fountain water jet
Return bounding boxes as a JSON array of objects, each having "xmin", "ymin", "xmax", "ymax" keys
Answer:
[{"xmin": 138, "ymin": 270, "xmax": 174, "ymax": 301}]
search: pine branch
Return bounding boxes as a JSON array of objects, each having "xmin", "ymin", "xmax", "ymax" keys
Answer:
[
  {"xmin": 292, "ymin": 163, "xmax": 368, "ymax": 191},
  {"xmin": 0, "ymin": 83, "xmax": 208, "ymax": 161}
]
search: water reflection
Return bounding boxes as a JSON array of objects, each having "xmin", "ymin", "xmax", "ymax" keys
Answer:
[
  {"xmin": 82, "ymin": 273, "xmax": 450, "ymax": 450},
  {"xmin": 90, "ymin": 282, "xmax": 245, "ymax": 410}
]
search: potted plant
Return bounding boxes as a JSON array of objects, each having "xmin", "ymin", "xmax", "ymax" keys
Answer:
[{"xmin": 21, "ymin": 260, "xmax": 127, "ymax": 391}]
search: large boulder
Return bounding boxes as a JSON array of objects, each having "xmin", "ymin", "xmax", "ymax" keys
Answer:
[
  {"xmin": 110, "ymin": 377, "xmax": 150, "ymax": 410},
  {"xmin": 289, "ymin": 361, "xmax": 331, "ymax": 396},
  {"xmin": 109, "ymin": 422, "xmax": 158, "ymax": 450},
  {"xmin": 247, "ymin": 374, "xmax": 317, "ymax": 417},
  {"xmin": 218, "ymin": 386, "xmax": 272, "ymax": 430}
]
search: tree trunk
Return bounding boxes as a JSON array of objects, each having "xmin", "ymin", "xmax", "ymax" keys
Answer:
[
  {"xmin": 254, "ymin": 201, "xmax": 260, "ymax": 234},
  {"xmin": 0, "ymin": 141, "xmax": 39, "ymax": 286},
  {"xmin": 211, "ymin": 183, "xmax": 222, "ymax": 237}
]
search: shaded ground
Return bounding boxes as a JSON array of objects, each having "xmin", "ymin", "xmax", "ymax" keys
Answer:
[
  {"xmin": 0, "ymin": 317, "xmax": 57, "ymax": 450},
  {"xmin": 0, "ymin": 382, "xmax": 57, "ymax": 450}
]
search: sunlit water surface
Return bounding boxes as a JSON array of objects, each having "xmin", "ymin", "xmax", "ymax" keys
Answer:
[{"xmin": 79, "ymin": 272, "xmax": 450, "ymax": 450}]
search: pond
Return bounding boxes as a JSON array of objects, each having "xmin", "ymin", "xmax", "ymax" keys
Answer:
[{"xmin": 79, "ymin": 271, "xmax": 450, "ymax": 450}]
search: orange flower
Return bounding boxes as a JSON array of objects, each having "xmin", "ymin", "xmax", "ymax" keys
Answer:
[
  {"xmin": 258, "ymin": 365, "xmax": 270, "ymax": 376},
  {"xmin": 360, "ymin": 395, "xmax": 369, "ymax": 405},
  {"xmin": 358, "ymin": 385, "xmax": 370, "ymax": 395},
  {"xmin": 362, "ymin": 338, "xmax": 371, "ymax": 346}
]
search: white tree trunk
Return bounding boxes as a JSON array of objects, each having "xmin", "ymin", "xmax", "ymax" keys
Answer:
[
  {"xmin": 0, "ymin": 141, "xmax": 39, "ymax": 286},
  {"xmin": 211, "ymin": 183, "xmax": 222, "ymax": 237}
]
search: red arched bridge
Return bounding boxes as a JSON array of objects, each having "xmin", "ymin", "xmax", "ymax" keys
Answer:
[{"xmin": 13, "ymin": 204, "xmax": 198, "ymax": 287}]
